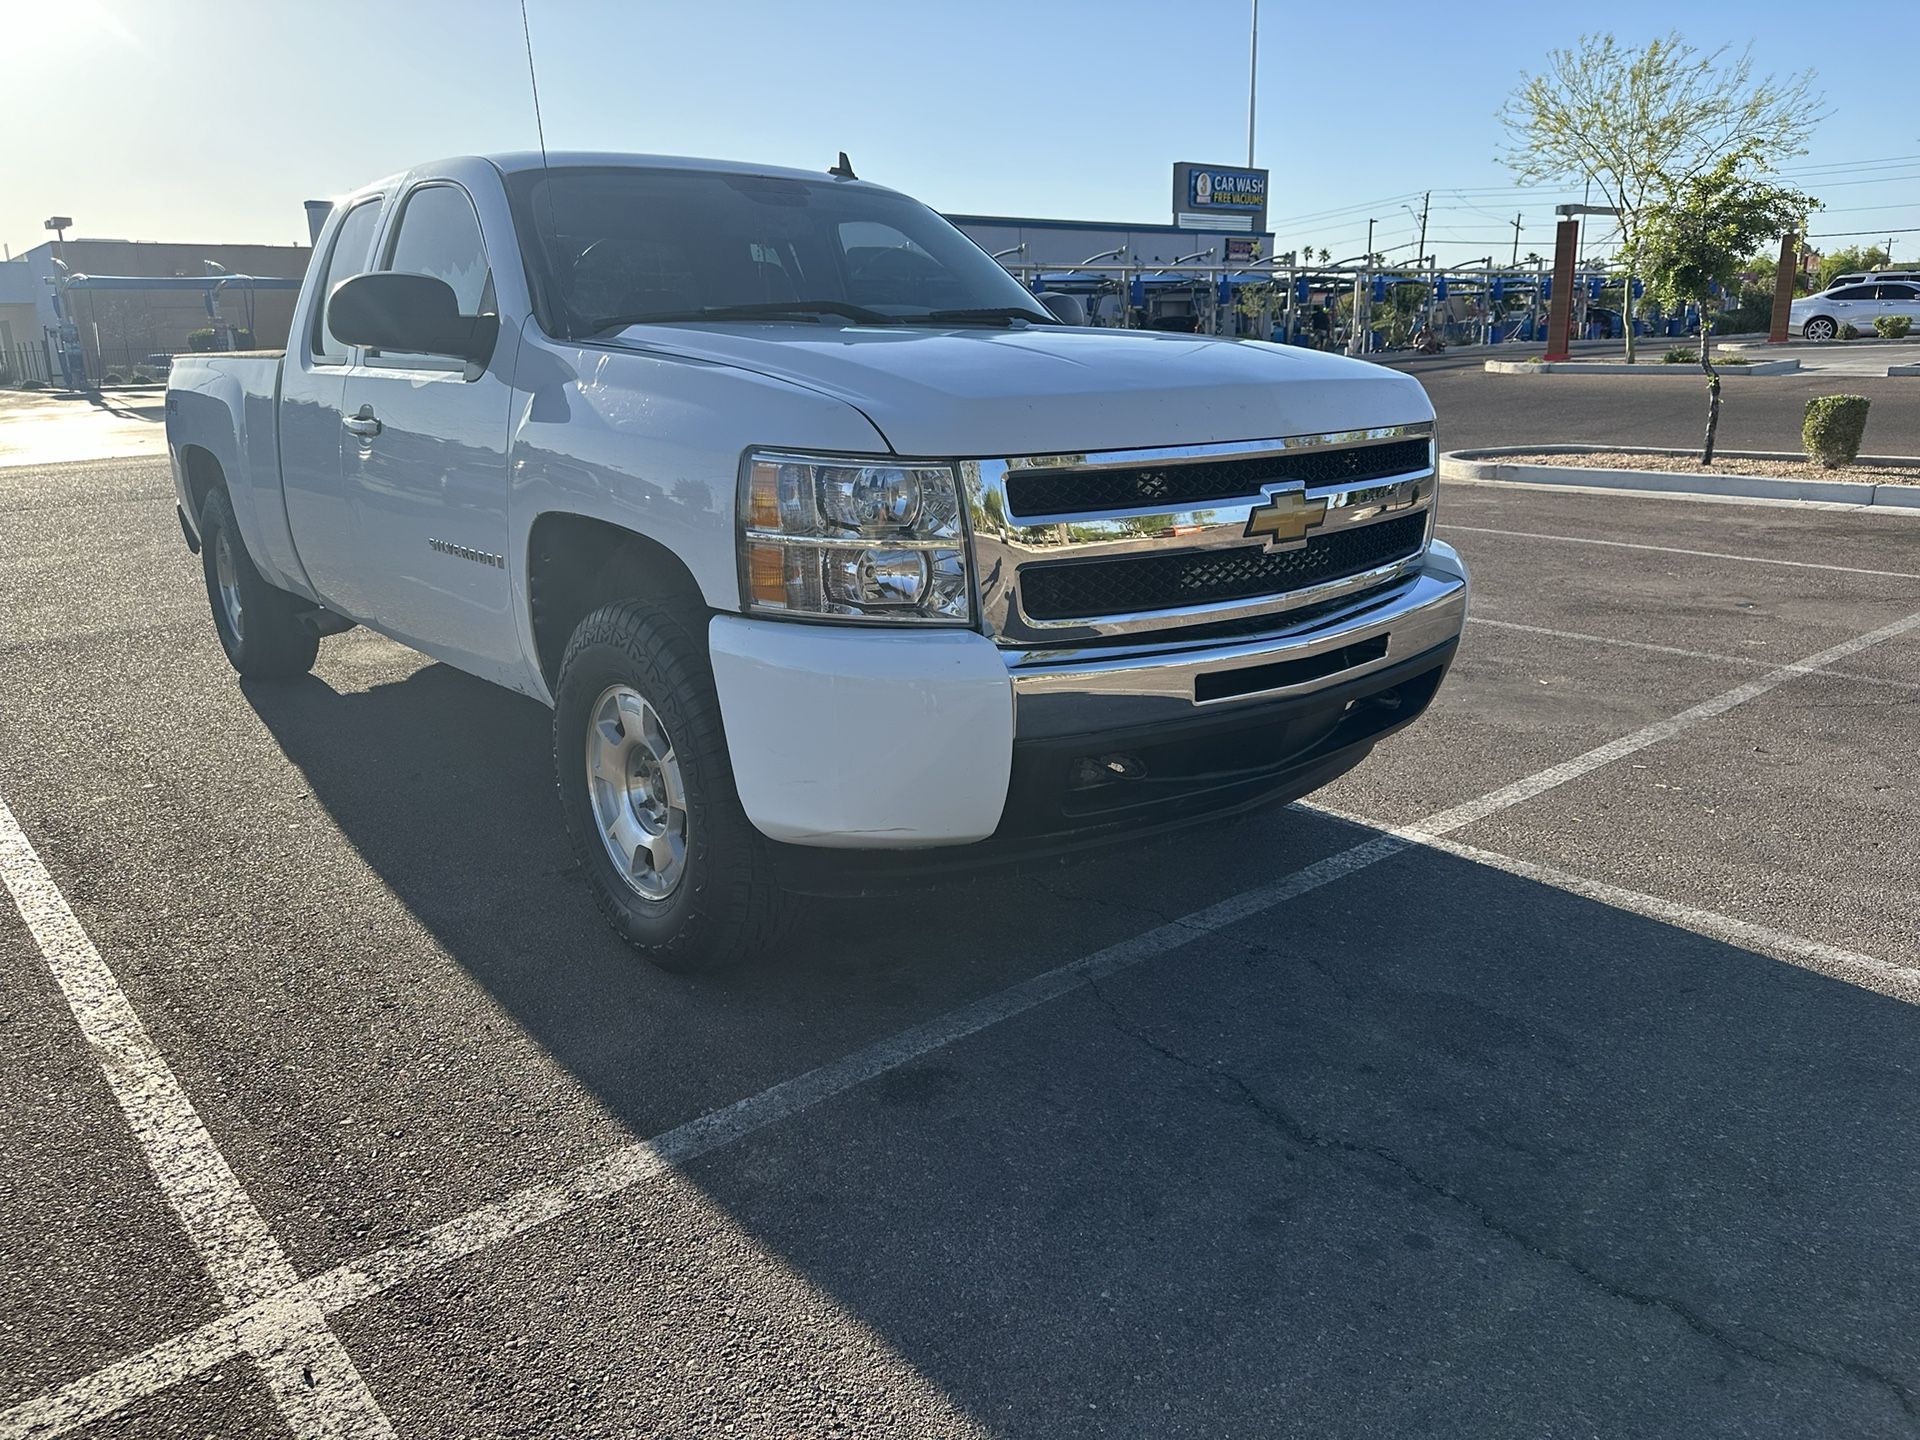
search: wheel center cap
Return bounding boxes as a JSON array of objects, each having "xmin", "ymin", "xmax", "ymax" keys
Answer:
[{"xmin": 628, "ymin": 751, "xmax": 664, "ymax": 819}]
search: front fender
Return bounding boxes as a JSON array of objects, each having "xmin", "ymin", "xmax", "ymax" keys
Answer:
[{"xmin": 506, "ymin": 332, "xmax": 890, "ymax": 700}]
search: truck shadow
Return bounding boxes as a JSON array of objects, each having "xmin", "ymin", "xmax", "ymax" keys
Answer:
[
  {"xmin": 239, "ymin": 657, "xmax": 1193, "ymax": 1124},
  {"xmin": 242, "ymin": 658, "xmax": 1920, "ymax": 1436}
]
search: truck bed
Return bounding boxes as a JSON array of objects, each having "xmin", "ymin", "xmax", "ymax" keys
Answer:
[{"xmin": 166, "ymin": 350, "xmax": 307, "ymax": 597}]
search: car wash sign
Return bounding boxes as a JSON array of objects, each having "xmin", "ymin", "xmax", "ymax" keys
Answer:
[{"xmin": 1173, "ymin": 162, "xmax": 1269, "ymax": 233}]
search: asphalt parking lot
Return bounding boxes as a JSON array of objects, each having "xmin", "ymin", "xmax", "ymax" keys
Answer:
[{"xmin": 3, "ymin": 448, "xmax": 1918, "ymax": 1437}]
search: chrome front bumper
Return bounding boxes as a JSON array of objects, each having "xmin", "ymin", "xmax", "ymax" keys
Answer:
[{"xmin": 1005, "ymin": 540, "xmax": 1469, "ymax": 739}]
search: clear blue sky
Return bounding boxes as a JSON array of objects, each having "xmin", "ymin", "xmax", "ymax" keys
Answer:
[{"xmin": 8, "ymin": 0, "xmax": 1918, "ymax": 265}]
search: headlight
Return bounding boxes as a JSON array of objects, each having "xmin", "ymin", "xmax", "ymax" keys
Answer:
[{"xmin": 739, "ymin": 452, "xmax": 971, "ymax": 623}]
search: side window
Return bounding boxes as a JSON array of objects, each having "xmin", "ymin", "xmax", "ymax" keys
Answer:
[
  {"xmin": 1830, "ymin": 285, "xmax": 1875, "ymax": 301},
  {"xmin": 372, "ymin": 184, "xmax": 491, "ymax": 367},
  {"xmin": 1877, "ymin": 284, "xmax": 1918, "ymax": 300},
  {"xmin": 310, "ymin": 201, "xmax": 383, "ymax": 364},
  {"xmin": 387, "ymin": 185, "xmax": 490, "ymax": 309}
]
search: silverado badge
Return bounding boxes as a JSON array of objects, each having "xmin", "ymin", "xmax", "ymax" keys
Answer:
[{"xmin": 1243, "ymin": 488, "xmax": 1328, "ymax": 551}]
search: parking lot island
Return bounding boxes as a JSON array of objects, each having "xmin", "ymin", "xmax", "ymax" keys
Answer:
[{"xmin": 1442, "ymin": 444, "xmax": 1920, "ymax": 507}]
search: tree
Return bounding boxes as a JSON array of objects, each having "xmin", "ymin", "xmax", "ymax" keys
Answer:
[
  {"xmin": 1629, "ymin": 153, "xmax": 1815, "ymax": 464},
  {"xmin": 1501, "ymin": 32, "xmax": 1823, "ymax": 362}
]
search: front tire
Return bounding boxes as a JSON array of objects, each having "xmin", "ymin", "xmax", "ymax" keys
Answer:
[
  {"xmin": 1802, "ymin": 316, "xmax": 1837, "ymax": 341},
  {"xmin": 553, "ymin": 602, "xmax": 791, "ymax": 971},
  {"xmin": 198, "ymin": 487, "xmax": 319, "ymax": 679}
]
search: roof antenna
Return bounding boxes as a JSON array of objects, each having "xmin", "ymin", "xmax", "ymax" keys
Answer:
[
  {"xmin": 829, "ymin": 152, "xmax": 857, "ymax": 180},
  {"xmin": 519, "ymin": 0, "xmax": 566, "ymax": 328},
  {"xmin": 519, "ymin": 1, "xmax": 553, "ymax": 181}
]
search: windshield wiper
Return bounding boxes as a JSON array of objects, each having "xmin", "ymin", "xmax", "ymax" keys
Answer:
[
  {"xmin": 588, "ymin": 300, "xmax": 897, "ymax": 332},
  {"xmin": 916, "ymin": 306, "xmax": 1058, "ymax": 326}
]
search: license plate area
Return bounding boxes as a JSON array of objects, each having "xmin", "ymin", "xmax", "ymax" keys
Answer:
[{"xmin": 1193, "ymin": 634, "xmax": 1390, "ymax": 704}]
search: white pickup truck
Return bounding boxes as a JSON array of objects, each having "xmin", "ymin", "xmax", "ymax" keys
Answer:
[{"xmin": 167, "ymin": 152, "xmax": 1467, "ymax": 970}]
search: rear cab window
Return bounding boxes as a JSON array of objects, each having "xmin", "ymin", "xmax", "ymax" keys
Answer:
[{"xmin": 310, "ymin": 201, "xmax": 384, "ymax": 365}]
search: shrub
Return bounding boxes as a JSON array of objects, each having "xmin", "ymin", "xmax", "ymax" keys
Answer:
[
  {"xmin": 1803, "ymin": 395, "xmax": 1871, "ymax": 469},
  {"xmin": 1664, "ymin": 346, "xmax": 1749, "ymax": 365},
  {"xmin": 1875, "ymin": 315, "xmax": 1913, "ymax": 339},
  {"xmin": 1839, "ymin": 323, "xmax": 1860, "ymax": 340}
]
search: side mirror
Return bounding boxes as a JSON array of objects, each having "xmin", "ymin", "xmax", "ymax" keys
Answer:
[
  {"xmin": 1036, "ymin": 291, "xmax": 1087, "ymax": 326},
  {"xmin": 327, "ymin": 272, "xmax": 498, "ymax": 365}
]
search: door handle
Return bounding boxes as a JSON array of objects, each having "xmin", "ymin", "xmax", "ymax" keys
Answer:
[{"xmin": 342, "ymin": 408, "xmax": 382, "ymax": 440}]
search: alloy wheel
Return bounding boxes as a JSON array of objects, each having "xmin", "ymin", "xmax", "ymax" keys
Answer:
[{"xmin": 585, "ymin": 684, "xmax": 689, "ymax": 901}]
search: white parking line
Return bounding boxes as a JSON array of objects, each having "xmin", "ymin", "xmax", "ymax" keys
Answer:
[
  {"xmin": 6, "ymin": 606, "xmax": 1920, "ymax": 1439},
  {"xmin": 1412, "ymin": 608, "xmax": 1920, "ymax": 836},
  {"xmin": 1439, "ymin": 523, "xmax": 1920, "ymax": 580},
  {"xmin": 0, "ymin": 797, "xmax": 396, "ymax": 1440},
  {"xmin": 1465, "ymin": 616, "xmax": 1920, "ymax": 692},
  {"xmin": 1303, "ymin": 804, "xmax": 1920, "ymax": 1003}
]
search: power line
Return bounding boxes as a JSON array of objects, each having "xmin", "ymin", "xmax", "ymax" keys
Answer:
[
  {"xmin": 1792, "ymin": 171, "xmax": 1920, "ymax": 190},
  {"xmin": 1267, "ymin": 190, "xmax": 1426, "ymax": 228},
  {"xmin": 1773, "ymin": 153, "xmax": 1920, "ymax": 175},
  {"xmin": 1271, "ymin": 153, "xmax": 1920, "ymax": 233},
  {"xmin": 1810, "ymin": 202, "xmax": 1920, "ymax": 215}
]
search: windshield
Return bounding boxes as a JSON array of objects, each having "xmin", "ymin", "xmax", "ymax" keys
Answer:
[{"xmin": 504, "ymin": 166, "xmax": 1053, "ymax": 335}]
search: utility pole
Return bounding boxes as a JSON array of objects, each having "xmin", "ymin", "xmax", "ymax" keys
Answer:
[
  {"xmin": 1414, "ymin": 194, "xmax": 1430, "ymax": 332},
  {"xmin": 1245, "ymin": 0, "xmax": 1258, "ymax": 169},
  {"xmin": 1510, "ymin": 213, "xmax": 1523, "ymax": 268},
  {"xmin": 1361, "ymin": 218, "xmax": 1376, "ymax": 354}
]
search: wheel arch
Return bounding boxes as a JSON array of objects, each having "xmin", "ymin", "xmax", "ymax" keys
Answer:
[
  {"xmin": 179, "ymin": 443, "xmax": 226, "ymax": 530},
  {"xmin": 525, "ymin": 513, "xmax": 715, "ymax": 694}
]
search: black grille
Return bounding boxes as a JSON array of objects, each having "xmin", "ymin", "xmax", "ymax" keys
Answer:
[
  {"xmin": 1004, "ymin": 438, "xmax": 1431, "ymax": 517},
  {"xmin": 1020, "ymin": 512, "xmax": 1427, "ymax": 621}
]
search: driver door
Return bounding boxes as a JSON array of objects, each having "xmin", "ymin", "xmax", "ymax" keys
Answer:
[{"xmin": 337, "ymin": 182, "xmax": 521, "ymax": 683}]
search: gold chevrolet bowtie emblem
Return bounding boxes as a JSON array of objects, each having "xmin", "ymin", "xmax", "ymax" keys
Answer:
[{"xmin": 1243, "ymin": 488, "xmax": 1328, "ymax": 550}]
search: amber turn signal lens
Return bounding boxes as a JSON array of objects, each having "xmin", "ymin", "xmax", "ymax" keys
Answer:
[
  {"xmin": 748, "ymin": 461, "xmax": 782, "ymax": 530},
  {"xmin": 746, "ymin": 542, "xmax": 787, "ymax": 607}
]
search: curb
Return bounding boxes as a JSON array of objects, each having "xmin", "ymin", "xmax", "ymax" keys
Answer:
[
  {"xmin": 1483, "ymin": 359, "xmax": 1800, "ymax": 376},
  {"xmin": 1442, "ymin": 446, "xmax": 1920, "ymax": 511},
  {"xmin": 1889, "ymin": 364, "xmax": 1920, "ymax": 377}
]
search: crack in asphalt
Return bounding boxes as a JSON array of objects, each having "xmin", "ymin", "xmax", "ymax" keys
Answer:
[{"xmin": 1083, "ymin": 975, "xmax": 1920, "ymax": 1425}]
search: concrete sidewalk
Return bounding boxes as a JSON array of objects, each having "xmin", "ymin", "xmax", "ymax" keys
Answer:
[{"xmin": 0, "ymin": 389, "xmax": 166, "ymax": 469}]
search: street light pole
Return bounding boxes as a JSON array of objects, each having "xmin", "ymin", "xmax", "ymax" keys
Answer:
[{"xmin": 1246, "ymin": 0, "xmax": 1258, "ymax": 169}]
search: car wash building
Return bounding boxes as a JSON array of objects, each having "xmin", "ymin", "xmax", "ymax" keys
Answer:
[{"xmin": 945, "ymin": 162, "xmax": 1274, "ymax": 330}]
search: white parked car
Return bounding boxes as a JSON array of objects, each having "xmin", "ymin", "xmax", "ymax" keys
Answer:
[
  {"xmin": 1791, "ymin": 280, "xmax": 1920, "ymax": 339},
  {"xmin": 1823, "ymin": 269, "xmax": 1920, "ymax": 292}
]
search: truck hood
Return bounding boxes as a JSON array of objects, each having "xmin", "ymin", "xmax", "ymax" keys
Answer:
[{"xmin": 599, "ymin": 322, "xmax": 1434, "ymax": 457}]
